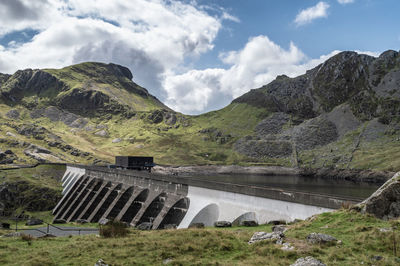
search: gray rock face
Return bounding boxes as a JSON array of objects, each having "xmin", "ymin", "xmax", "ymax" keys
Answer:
[
  {"xmin": 272, "ymin": 225, "xmax": 287, "ymax": 233},
  {"xmin": 355, "ymin": 172, "xmax": 400, "ymax": 219},
  {"xmin": 306, "ymin": 233, "xmax": 337, "ymax": 245},
  {"xmin": 31, "ymin": 106, "xmax": 88, "ymax": 128},
  {"xmin": 5, "ymin": 109, "xmax": 20, "ymax": 119},
  {"xmin": 26, "ymin": 218, "xmax": 43, "ymax": 226},
  {"xmin": 95, "ymin": 130, "xmax": 109, "ymax": 137},
  {"xmin": 255, "ymin": 112, "xmax": 290, "ymax": 136},
  {"xmin": 112, "ymin": 138, "xmax": 121, "ymax": 143},
  {"xmin": 165, "ymin": 112, "xmax": 177, "ymax": 125},
  {"xmin": 136, "ymin": 222, "xmax": 152, "ymax": 230},
  {"xmin": 148, "ymin": 110, "xmax": 164, "ymax": 123},
  {"xmin": 248, "ymin": 231, "xmax": 285, "ymax": 244},
  {"xmin": 290, "ymin": 256, "xmax": 326, "ymax": 266}
]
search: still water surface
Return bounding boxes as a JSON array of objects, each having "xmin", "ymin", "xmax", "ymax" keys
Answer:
[{"xmin": 188, "ymin": 174, "xmax": 382, "ymax": 200}]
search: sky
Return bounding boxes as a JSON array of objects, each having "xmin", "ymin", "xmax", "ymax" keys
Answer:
[{"xmin": 0, "ymin": 0, "xmax": 399, "ymax": 115}]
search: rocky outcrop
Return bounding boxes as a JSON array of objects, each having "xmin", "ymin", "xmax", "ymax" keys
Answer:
[
  {"xmin": 290, "ymin": 257, "xmax": 326, "ymax": 266},
  {"xmin": 355, "ymin": 172, "xmax": 400, "ymax": 219},
  {"xmin": 306, "ymin": 233, "xmax": 337, "ymax": 245},
  {"xmin": 5, "ymin": 109, "xmax": 20, "ymax": 119},
  {"xmin": 0, "ymin": 181, "xmax": 61, "ymax": 216},
  {"xmin": 30, "ymin": 106, "xmax": 88, "ymax": 128}
]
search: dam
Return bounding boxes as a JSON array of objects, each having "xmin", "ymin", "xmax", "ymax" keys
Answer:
[{"xmin": 53, "ymin": 165, "xmax": 376, "ymax": 229}]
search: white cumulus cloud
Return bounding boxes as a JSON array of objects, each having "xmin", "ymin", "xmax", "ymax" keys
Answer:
[
  {"xmin": 337, "ymin": 0, "xmax": 355, "ymax": 4},
  {"xmin": 294, "ymin": 1, "xmax": 330, "ymax": 26}
]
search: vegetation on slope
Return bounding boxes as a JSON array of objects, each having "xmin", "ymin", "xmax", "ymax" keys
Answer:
[{"xmin": 0, "ymin": 210, "xmax": 399, "ymax": 265}]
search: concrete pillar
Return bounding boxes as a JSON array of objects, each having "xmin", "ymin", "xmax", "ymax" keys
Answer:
[
  {"xmin": 61, "ymin": 177, "xmax": 96, "ymax": 221},
  {"xmin": 53, "ymin": 176, "xmax": 90, "ymax": 220},
  {"xmin": 67, "ymin": 179, "xmax": 103, "ymax": 222},
  {"xmin": 52, "ymin": 174, "xmax": 86, "ymax": 217},
  {"xmin": 77, "ymin": 181, "xmax": 111, "ymax": 221},
  {"xmin": 119, "ymin": 189, "xmax": 149, "ymax": 223},
  {"xmin": 132, "ymin": 192, "xmax": 167, "ymax": 227},
  {"xmin": 102, "ymin": 186, "xmax": 134, "ymax": 220},
  {"xmin": 87, "ymin": 183, "xmax": 122, "ymax": 222}
]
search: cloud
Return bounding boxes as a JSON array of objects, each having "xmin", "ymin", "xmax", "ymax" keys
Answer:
[
  {"xmin": 294, "ymin": 1, "xmax": 330, "ymax": 26},
  {"xmin": 337, "ymin": 0, "xmax": 355, "ymax": 4},
  {"xmin": 164, "ymin": 36, "xmax": 343, "ymax": 114}
]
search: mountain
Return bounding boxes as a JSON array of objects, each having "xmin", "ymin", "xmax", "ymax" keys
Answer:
[{"xmin": 0, "ymin": 50, "xmax": 399, "ymax": 170}]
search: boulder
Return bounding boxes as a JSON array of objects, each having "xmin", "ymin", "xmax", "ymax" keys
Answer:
[
  {"xmin": 53, "ymin": 219, "xmax": 67, "ymax": 224},
  {"xmin": 290, "ymin": 256, "xmax": 326, "ymax": 266},
  {"xmin": 241, "ymin": 220, "xmax": 258, "ymax": 227},
  {"xmin": 306, "ymin": 233, "xmax": 337, "ymax": 245},
  {"xmin": 188, "ymin": 223, "xmax": 205, "ymax": 229},
  {"xmin": 26, "ymin": 218, "xmax": 43, "ymax": 226},
  {"xmin": 354, "ymin": 171, "xmax": 400, "ymax": 219},
  {"xmin": 1, "ymin": 222, "xmax": 10, "ymax": 229},
  {"xmin": 94, "ymin": 259, "xmax": 109, "ymax": 266},
  {"xmin": 6, "ymin": 132, "xmax": 16, "ymax": 138},
  {"xmin": 112, "ymin": 138, "xmax": 121, "ymax": 143},
  {"xmin": 272, "ymin": 225, "xmax": 287, "ymax": 233},
  {"xmin": 94, "ymin": 130, "xmax": 109, "ymax": 137},
  {"xmin": 6, "ymin": 109, "xmax": 20, "ymax": 119},
  {"xmin": 98, "ymin": 218, "xmax": 110, "ymax": 226},
  {"xmin": 163, "ymin": 224, "xmax": 177, "ymax": 230},
  {"xmin": 136, "ymin": 222, "xmax": 153, "ymax": 230},
  {"xmin": 76, "ymin": 219, "xmax": 88, "ymax": 224},
  {"xmin": 148, "ymin": 110, "xmax": 164, "ymax": 124},
  {"xmin": 248, "ymin": 231, "xmax": 285, "ymax": 244},
  {"xmin": 214, "ymin": 221, "xmax": 232, "ymax": 228}
]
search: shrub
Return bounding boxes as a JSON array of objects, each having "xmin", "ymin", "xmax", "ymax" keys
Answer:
[{"xmin": 99, "ymin": 220, "xmax": 129, "ymax": 238}]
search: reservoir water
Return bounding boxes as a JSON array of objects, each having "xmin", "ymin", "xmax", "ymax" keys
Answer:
[{"xmin": 186, "ymin": 174, "xmax": 382, "ymax": 201}]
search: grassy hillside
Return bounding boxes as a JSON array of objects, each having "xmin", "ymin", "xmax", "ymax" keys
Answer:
[{"xmin": 0, "ymin": 210, "xmax": 399, "ymax": 265}]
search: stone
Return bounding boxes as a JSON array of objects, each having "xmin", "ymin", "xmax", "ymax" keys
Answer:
[
  {"xmin": 355, "ymin": 171, "xmax": 400, "ymax": 219},
  {"xmin": 372, "ymin": 255, "xmax": 383, "ymax": 261},
  {"xmin": 188, "ymin": 223, "xmax": 205, "ymax": 229},
  {"xmin": 5, "ymin": 109, "xmax": 20, "ymax": 119},
  {"xmin": 379, "ymin": 227, "xmax": 392, "ymax": 233},
  {"xmin": 94, "ymin": 130, "xmax": 109, "ymax": 137},
  {"xmin": 53, "ymin": 219, "xmax": 67, "ymax": 224},
  {"xmin": 4, "ymin": 150, "xmax": 14, "ymax": 155},
  {"xmin": 98, "ymin": 218, "xmax": 110, "ymax": 226},
  {"xmin": 272, "ymin": 225, "xmax": 287, "ymax": 233},
  {"xmin": 248, "ymin": 231, "xmax": 285, "ymax": 244},
  {"xmin": 306, "ymin": 233, "xmax": 337, "ymax": 245},
  {"xmin": 6, "ymin": 132, "xmax": 16, "ymax": 138},
  {"xmin": 94, "ymin": 259, "xmax": 109, "ymax": 266},
  {"xmin": 148, "ymin": 110, "xmax": 164, "ymax": 124},
  {"xmin": 163, "ymin": 258, "xmax": 173, "ymax": 265},
  {"xmin": 26, "ymin": 218, "xmax": 44, "ymax": 226},
  {"xmin": 165, "ymin": 113, "xmax": 177, "ymax": 125},
  {"xmin": 241, "ymin": 220, "xmax": 258, "ymax": 227},
  {"xmin": 136, "ymin": 222, "xmax": 152, "ymax": 230},
  {"xmin": 281, "ymin": 242, "xmax": 294, "ymax": 251},
  {"xmin": 290, "ymin": 256, "xmax": 326, "ymax": 266},
  {"xmin": 163, "ymin": 224, "xmax": 177, "ymax": 230},
  {"xmin": 112, "ymin": 138, "xmax": 121, "ymax": 143},
  {"xmin": 214, "ymin": 221, "xmax": 232, "ymax": 228},
  {"xmin": 1, "ymin": 222, "xmax": 10, "ymax": 229},
  {"xmin": 268, "ymin": 220, "xmax": 286, "ymax": 225},
  {"xmin": 76, "ymin": 219, "xmax": 88, "ymax": 224}
]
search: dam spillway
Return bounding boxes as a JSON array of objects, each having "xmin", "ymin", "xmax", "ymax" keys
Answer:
[{"xmin": 53, "ymin": 165, "xmax": 365, "ymax": 229}]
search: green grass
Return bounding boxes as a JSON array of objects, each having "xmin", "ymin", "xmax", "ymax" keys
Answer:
[{"xmin": 0, "ymin": 210, "xmax": 399, "ymax": 265}]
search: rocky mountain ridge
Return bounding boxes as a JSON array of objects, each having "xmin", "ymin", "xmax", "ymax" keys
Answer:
[{"xmin": 0, "ymin": 50, "xmax": 399, "ymax": 170}]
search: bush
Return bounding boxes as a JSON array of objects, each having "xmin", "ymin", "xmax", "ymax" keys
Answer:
[{"xmin": 99, "ymin": 220, "xmax": 129, "ymax": 238}]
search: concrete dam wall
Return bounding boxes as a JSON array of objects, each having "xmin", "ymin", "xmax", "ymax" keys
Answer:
[{"xmin": 53, "ymin": 165, "xmax": 360, "ymax": 229}]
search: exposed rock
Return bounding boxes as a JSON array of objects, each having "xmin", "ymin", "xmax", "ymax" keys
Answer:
[
  {"xmin": 53, "ymin": 219, "xmax": 66, "ymax": 224},
  {"xmin": 5, "ymin": 109, "xmax": 20, "ymax": 119},
  {"xmin": 362, "ymin": 118, "xmax": 387, "ymax": 142},
  {"xmin": 324, "ymin": 104, "xmax": 361, "ymax": 137},
  {"xmin": 214, "ymin": 221, "xmax": 232, "ymax": 227},
  {"xmin": 241, "ymin": 220, "xmax": 259, "ymax": 227},
  {"xmin": 17, "ymin": 124, "xmax": 47, "ymax": 140},
  {"xmin": 94, "ymin": 259, "xmax": 109, "ymax": 266},
  {"xmin": 379, "ymin": 227, "xmax": 393, "ymax": 233},
  {"xmin": 290, "ymin": 256, "xmax": 326, "ymax": 266},
  {"xmin": 24, "ymin": 144, "xmax": 62, "ymax": 163},
  {"xmin": 76, "ymin": 219, "xmax": 88, "ymax": 224},
  {"xmin": 98, "ymin": 218, "xmax": 110, "ymax": 226},
  {"xmin": 188, "ymin": 223, "xmax": 205, "ymax": 229},
  {"xmin": 165, "ymin": 112, "xmax": 177, "ymax": 125},
  {"xmin": 163, "ymin": 224, "xmax": 177, "ymax": 230},
  {"xmin": 272, "ymin": 225, "xmax": 287, "ymax": 233},
  {"xmin": 306, "ymin": 233, "xmax": 337, "ymax": 245},
  {"xmin": 95, "ymin": 130, "xmax": 109, "ymax": 137},
  {"xmin": 248, "ymin": 231, "xmax": 285, "ymax": 245},
  {"xmin": 26, "ymin": 218, "xmax": 43, "ymax": 226},
  {"xmin": 281, "ymin": 242, "xmax": 294, "ymax": 251},
  {"xmin": 355, "ymin": 171, "xmax": 400, "ymax": 219},
  {"xmin": 136, "ymin": 222, "xmax": 152, "ymax": 230},
  {"xmin": 255, "ymin": 112, "xmax": 290, "ymax": 136},
  {"xmin": 6, "ymin": 132, "xmax": 16, "ymax": 138},
  {"xmin": 112, "ymin": 138, "xmax": 121, "ymax": 143},
  {"xmin": 148, "ymin": 110, "xmax": 164, "ymax": 123}
]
